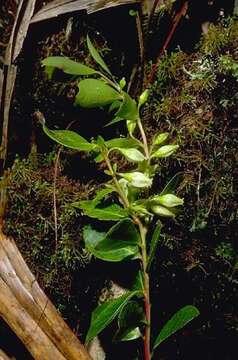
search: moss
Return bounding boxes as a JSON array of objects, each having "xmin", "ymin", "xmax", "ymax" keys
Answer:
[
  {"xmin": 151, "ymin": 50, "xmax": 187, "ymax": 94},
  {"xmin": 200, "ymin": 18, "xmax": 238, "ymax": 55},
  {"xmin": 145, "ymin": 18, "xmax": 238, "ymax": 233},
  {"xmin": 4, "ymin": 153, "xmax": 93, "ymax": 314}
]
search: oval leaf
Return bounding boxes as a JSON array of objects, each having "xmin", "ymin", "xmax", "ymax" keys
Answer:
[
  {"xmin": 42, "ymin": 56, "xmax": 97, "ymax": 75},
  {"xmin": 106, "ymin": 138, "xmax": 140, "ymax": 149},
  {"xmin": 152, "ymin": 145, "xmax": 179, "ymax": 159},
  {"xmin": 86, "ymin": 291, "xmax": 138, "ymax": 343},
  {"xmin": 42, "ymin": 123, "xmax": 95, "ymax": 151},
  {"xmin": 114, "ymin": 148, "xmax": 145, "ymax": 162},
  {"xmin": 81, "ymin": 204, "xmax": 128, "ymax": 221},
  {"xmin": 83, "ymin": 219, "xmax": 140, "ymax": 262},
  {"xmin": 75, "ymin": 79, "xmax": 120, "ymax": 108},
  {"xmin": 153, "ymin": 305, "xmax": 200, "ymax": 350},
  {"xmin": 115, "ymin": 92, "xmax": 138, "ymax": 121},
  {"xmin": 153, "ymin": 132, "xmax": 169, "ymax": 146},
  {"xmin": 87, "ymin": 35, "xmax": 112, "ymax": 75}
]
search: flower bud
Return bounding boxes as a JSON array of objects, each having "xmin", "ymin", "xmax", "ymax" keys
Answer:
[
  {"xmin": 151, "ymin": 205, "xmax": 175, "ymax": 218},
  {"xmin": 119, "ymin": 172, "xmax": 152, "ymax": 188},
  {"xmin": 151, "ymin": 194, "xmax": 184, "ymax": 207},
  {"xmin": 119, "ymin": 77, "xmax": 126, "ymax": 89},
  {"xmin": 131, "ymin": 204, "xmax": 150, "ymax": 217},
  {"xmin": 127, "ymin": 120, "xmax": 136, "ymax": 135},
  {"xmin": 138, "ymin": 89, "xmax": 149, "ymax": 107}
]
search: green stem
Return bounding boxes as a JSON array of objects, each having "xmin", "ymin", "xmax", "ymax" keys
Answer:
[
  {"xmin": 137, "ymin": 117, "xmax": 149, "ymax": 159},
  {"xmin": 103, "ymin": 152, "xmax": 130, "ymax": 208},
  {"xmin": 137, "ymin": 219, "xmax": 151, "ymax": 360},
  {"xmin": 104, "ymin": 148, "xmax": 151, "ymax": 359},
  {"xmin": 99, "ymin": 72, "xmax": 121, "ymax": 92}
]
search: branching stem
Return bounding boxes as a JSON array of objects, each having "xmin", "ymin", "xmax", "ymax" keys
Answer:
[
  {"xmin": 104, "ymin": 141, "xmax": 152, "ymax": 359},
  {"xmin": 137, "ymin": 117, "xmax": 149, "ymax": 159},
  {"xmin": 103, "ymin": 152, "xmax": 130, "ymax": 208}
]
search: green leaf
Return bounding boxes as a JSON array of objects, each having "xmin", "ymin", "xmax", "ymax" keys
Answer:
[
  {"xmin": 83, "ymin": 219, "xmax": 140, "ymax": 262},
  {"xmin": 118, "ymin": 327, "xmax": 141, "ymax": 342},
  {"xmin": 87, "ymin": 35, "xmax": 112, "ymax": 75},
  {"xmin": 91, "ymin": 188, "xmax": 115, "ymax": 207},
  {"xmin": 105, "ymin": 116, "xmax": 124, "ymax": 126},
  {"xmin": 152, "ymin": 145, "xmax": 179, "ymax": 158},
  {"xmin": 115, "ymin": 92, "xmax": 138, "ymax": 121},
  {"xmin": 75, "ymin": 79, "xmax": 120, "ymax": 108},
  {"xmin": 114, "ymin": 148, "xmax": 145, "ymax": 162},
  {"xmin": 118, "ymin": 301, "xmax": 145, "ymax": 329},
  {"xmin": 73, "ymin": 187, "xmax": 114, "ymax": 210},
  {"xmin": 153, "ymin": 132, "xmax": 169, "ymax": 146},
  {"xmin": 96, "ymin": 135, "xmax": 106, "ymax": 148},
  {"xmin": 130, "ymin": 203, "xmax": 151, "ymax": 217},
  {"xmin": 115, "ymin": 300, "xmax": 144, "ymax": 342},
  {"xmin": 138, "ymin": 89, "xmax": 149, "ymax": 107},
  {"xmin": 106, "ymin": 138, "xmax": 140, "ymax": 149},
  {"xmin": 44, "ymin": 66, "xmax": 55, "ymax": 79},
  {"xmin": 83, "ymin": 226, "xmax": 106, "ymax": 250},
  {"xmin": 153, "ymin": 305, "xmax": 200, "ymax": 350},
  {"xmin": 133, "ymin": 271, "xmax": 144, "ymax": 292},
  {"xmin": 160, "ymin": 173, "xmax": 183, "ymax": 195},
  {"xmin": 86, "ymin": 291, "xmax": 138, "ymax": 343},
  {"xmin": 94, "ymin": 153, "xmax": 104, "ymax": 163},
  {"xmin": 42, "ymin": 56, "xmax": 97, "ymax": 76},
  {"xmin": 81, "ymin": 204, "xmax": 128, "ymax": 221},
  {"xmin": 147, "ymin": 221, "xmax": 162, "ymax": 271},
  {"xmin": 127, "ymin": 119, "xmax": 137, "ymax": 135},
  {"xmin": 42, "ymin": 123, "xmax": 96, "ymax": 151},
  {"xmin": 129, "ymin": 9, "xmax": 138, "ymax": 16},
  {"xmin": 109, "ymin": 100, "xmax": 122, "ymax": 113}
]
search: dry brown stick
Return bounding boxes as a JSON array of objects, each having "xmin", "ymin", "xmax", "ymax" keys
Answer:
[
  {"xmin": 0, "ymin": 229, "xmax": 92, "ymax": 360},
  {"xmin": 0, "ymin": 65, "xmax": 17, "ymax": 168},
  {"xmin": 0, "ymin": 278, "xmax": 67, "ymax": 360},
  {"xmin": 1, "ymin": 0, "xmax": 37, "ymax": 169},
  {"xmin": 0, "ymin": 349, "xmax": 11, "ymax": 360}
]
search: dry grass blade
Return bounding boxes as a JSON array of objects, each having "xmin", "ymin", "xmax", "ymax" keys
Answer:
[
  {"xmin": 0, "ymin": 69, "xmax": 3, "ymax": 110},
  {"xmin": 5, "ymin": 0, "xmax": 37, "ymax": 64},
  {"xmin": 31, "ymin": 0, "xmax": 138, "ymax": 23},
  {"xmin": 0, "ymin": 65, "xmax": 17, "ymax": 168},
  {"xmin": 88, "ymin": 0, "xmax": 138, "ymax": 13}
]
